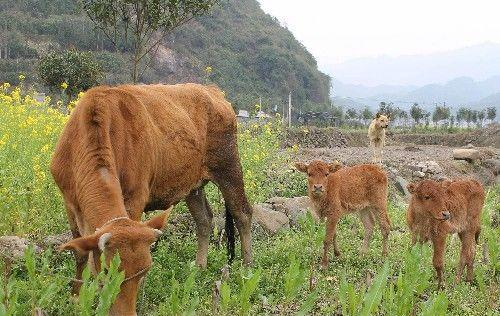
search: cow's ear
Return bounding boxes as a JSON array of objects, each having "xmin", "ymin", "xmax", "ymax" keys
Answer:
[
  {"xmin": 295, "ymin": 162, "xmax": 308, "ymax": 173},
  {"xmin": 407, "ymin": 183, "xmax": 416, "ymax": 194},
  {"xmin": 329, "ymin": 160, "xmax": 342, "ymax": 173},
  {"xmin": 58, "ymin": 234, "xmax": 101, "ymax": 255},
  {"xmin": 375, "ymin": 112, "xmax": 381, "ymax": 118},
  {"xmin": 145, "ymin": 207, "xmax": 171, "ymax": 231},
  {"xmin": 386, "ymin": 114, "xmax": 391, "ymax": 120}
]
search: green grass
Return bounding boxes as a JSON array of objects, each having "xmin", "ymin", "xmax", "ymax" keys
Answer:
[{"xmin": 0, "ymin": 86, "xmax": 498, "ymax": 315}]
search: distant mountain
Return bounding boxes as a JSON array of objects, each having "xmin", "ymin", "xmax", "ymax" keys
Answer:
[
  {"xmin": 327, "ymin": 42, "xmax": 500, "ymax": 86},
  {"xmin": 332, "ymin": 76, "xmax": 500, "ymax": 111}
]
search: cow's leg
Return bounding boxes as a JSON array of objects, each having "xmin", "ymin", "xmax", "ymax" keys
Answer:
[
  {"xmin": 123, "ymin": 188, "xmax": 150, "ymax": 221},
  {"xmin": 212, "ymin": 165, "xmax": 252, "ymax": 265},
  {"xmin": 322, "ymin": 212, "xmax": 340, "ymax": 268},
  {"xmin": 432, "ymin": 234, "xmax": 447, "ymax": 288},
  {"xmin": 185, "ymin": 188, "xmax": 213, "ymax": 269},
  {"xmin": 63, "ymin": 201, "xmax": 86, "ymax": 295},
  {"xmin": 359, "ymin": 209, "xmax": 375, "ymax": 254}
]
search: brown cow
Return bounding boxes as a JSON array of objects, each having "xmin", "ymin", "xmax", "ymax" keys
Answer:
[
  {"xmin": 295, "ymin": 160, "xmax": 391, "ymax": 267},
  {"xmin": 51, "ymin": 84, "xmax": 252, "ymax": 315},
  {"xmin": 406, "ymin": 179, "xmax": 485, "ymax": 287}
]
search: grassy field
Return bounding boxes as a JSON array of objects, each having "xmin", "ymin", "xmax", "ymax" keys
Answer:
[{"xmin": 0, "ymin": 84, "xmax": 498, "ymax": 315}]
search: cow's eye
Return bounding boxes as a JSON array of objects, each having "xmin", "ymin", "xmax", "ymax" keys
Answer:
[
  {"xmin": 324, "ymin": 173, "xmax": 329, "ymax": 177},
  {"xmin": 423, "ymin": 196, "xmax": 430, "ymax": 200}
]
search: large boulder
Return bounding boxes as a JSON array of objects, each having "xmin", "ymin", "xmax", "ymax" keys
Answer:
[
  {"xmin": 266, "ymin": 196, "xmax": 320, "ymax": 225},
  {"xmin": 483, "ymin": 158, "xmax": 500, "ymax": 176},
  {"xmin": 453, "ymin": 148, "xmax": 480, "ymax": 162},
  {"xmin": 252, "ymin": 203, "xmax": 290, "ymax": 235}
]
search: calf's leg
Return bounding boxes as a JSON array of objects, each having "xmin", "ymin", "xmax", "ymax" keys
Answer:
[
  {"xmin": 373, "ymin": 205, "xmax": 391, "ymax": 256},
  {"xmin": 185, "ymin": 188, "xmax": 213, "ymax": 269},
  {"xmin": 432, "ymin": 234, "xmax": 447, "ymax": 288},
  {"xmin": 359, "ymin": 209, "xmax": 375, "ymax": 254},
  {"xmin": 457, "ymin": 232, "xmax": 476, "ymax": 283},
  {"xmin": 322, "ymin": 212, "xmax": 340, "ymax": 267}
]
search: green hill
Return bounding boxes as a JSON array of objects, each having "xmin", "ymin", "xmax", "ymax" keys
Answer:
[{"xmin": 0, "ymin": 0, "xmax": 330, "ymax": 111}]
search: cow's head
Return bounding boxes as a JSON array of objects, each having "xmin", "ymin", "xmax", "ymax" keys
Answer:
[
  {"xmin": 295, "ymin": 160, "xmax": 341, "ymax": 198},
  {"xmin": 59, "ymin": 210, "xmax": 170, "ymax": 316},
  {"xmin": 407, "ymin": 180, "xmax": 450, "ymax": 221},
  {"xmin": 374, "ymin": 113, "xmax": 390, "ymax": 129}
]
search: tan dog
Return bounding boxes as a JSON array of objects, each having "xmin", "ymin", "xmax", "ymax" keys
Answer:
[{"xmin": 368, "ymin": 113, "xmax": 390, "ymax": 163}]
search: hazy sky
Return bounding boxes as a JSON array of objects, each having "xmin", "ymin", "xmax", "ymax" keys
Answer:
[{"xmin": 258, "ymin": 0, "xmax": 500, "ymax": 71}]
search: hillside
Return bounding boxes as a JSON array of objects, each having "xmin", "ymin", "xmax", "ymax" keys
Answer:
[{"xmin": 0, "ymin": 0, "xmax": 330, "ymax": 111}]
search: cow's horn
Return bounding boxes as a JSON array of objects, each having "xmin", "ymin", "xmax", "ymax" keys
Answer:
[{"xmin": 98, "ymin": 232, "xmax": 112, "ymax": 251}]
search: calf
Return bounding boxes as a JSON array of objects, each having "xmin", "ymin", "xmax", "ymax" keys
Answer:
[
  {"xmin": 368, "ymin": 113, "xmax": 390, "ymax": 164},
  {"xmin": 406, "ymin": 179, "xmax": 485, "ymax": 287},
  {"xmin": 295, "ymin": 160, "xmax": 391, "ymax": 267}
]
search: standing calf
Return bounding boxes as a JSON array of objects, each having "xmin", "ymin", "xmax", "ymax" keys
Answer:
[
  {"xmin": 296, "ymin": 160, "xmax": 391, "ymax": 267},
  {"xmin": 406, "ymin": 179, "xmax": 485, "ymax": 287}
]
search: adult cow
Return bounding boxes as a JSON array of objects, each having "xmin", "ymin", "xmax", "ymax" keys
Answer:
[{"xmin": 51, "ymin": 84, "xmax": 253, "ymax": 315}]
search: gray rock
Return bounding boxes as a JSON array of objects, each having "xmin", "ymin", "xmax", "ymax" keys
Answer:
[
  {"xmin": 425, "ymin": 161, "xmax": 443, "ymax": 174},
  {"xmin": 413, "ymin": 171, "xmax": 425, "ymax": 178},
  {"xmin": 0, "ymin": 236, "xmax": 40, "ymax": 260},
  {"xmin": 483, "ymin": 159, "xmax": 500, "ymax": 176},
  {"xmin": 453, "ymin": 149, "xmax": 480, "ymax": 162},
  {"xmin": 252, "ymin": 203, "xmax": 289, "ymax": 234},
  {"xmin": 394, "ymin": 176, "xmax": 411, "ymax": 198},
  {"xmin": 41, "ymin": 231, "xmax": 73, "ymax": 248},
  {"xmin": 283, "ymin": 196, "xmax": 315, "ymax": 226}
]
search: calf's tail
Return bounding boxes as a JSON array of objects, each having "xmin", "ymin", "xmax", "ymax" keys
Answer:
[{"xmin": 225, "ymin": 204, "xmax": 236, "ymax": 263}]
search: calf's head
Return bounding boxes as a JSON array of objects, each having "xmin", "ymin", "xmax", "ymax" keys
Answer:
[
  {"xmin": 407, "ymin": 180, "xmax": 450, "ymax": 221},
  {"xmin": 295, "ymin": 160, "xmax": 341, "ymax": 197},
  {"xmin": 59, "ymin": 210, "xmax": 170, "ymax": 316},
  {"xmin": 374, "ymin": 113, "xmax": 390, "ymax": 129}
]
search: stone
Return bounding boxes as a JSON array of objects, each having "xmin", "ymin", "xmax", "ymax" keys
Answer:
[
  {"xmin": 394, "ymin": 176, "xmax": 410, "ymax": 198},
  {"xmin": 483, "ymin": 159, "xmax": 500, "ymax": 176},
  {"xmin": 453, "ymin": 149, "xmax": 480, "ymax": 162},
  {"xmin": 425, "ymin": 161, "xmax": 443, "ymax": 174},
  {"xmin": 0, "ymin": 236, "xmax": 40, "ymax": 260},
  {"xmin": 282, "ymin": 196, "xmax": 316, "ymax": 225},
  {"xmin": 413, "ymin": 171, "xmax": 425, "ymax": 178},
  {"xmin": 41, "ymin": 231, "xmax": 72, "ymax": 248},
  {"xmin": 252, "ymin": 203, "xmax": 289, "ymax": 234}
]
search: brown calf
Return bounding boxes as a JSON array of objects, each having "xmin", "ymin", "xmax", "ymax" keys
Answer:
[
  {"xmin": 296, "ymin": 160, "xmax": 391, "ymax": 267},
  {"xmin": 407, "ymin": 179, "xmax": 485, "ymax": 287},
  {"xmin": 51, "ymin": 84, "xmax": 252, "ymax": 315}
]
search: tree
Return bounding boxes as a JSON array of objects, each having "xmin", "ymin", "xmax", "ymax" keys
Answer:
[
  {"xmin": 477, "ymin": 110, "xmax": 485, "ymax": 127},
  {"xmin": 487, "ymin": 107, "xmax": 497, "ymax": 123},
  {"xmin": 346, "ymin": 108, "xmax": 358, "ymax": 120},
  {"xmin": 362, "ymin": 107, "xmax": 373, "ymax": 124},
  {"xmin": 432, "ymin": 104, "xmax": 450, "ymax": 127},
  {"xmin": 38, "ymin": 50, "xmax": 103, "ymax": 99},
  {"xmin": 410, "ymin": 103, "xmax": 424, "ymax": 126},
  {"xmin": 83, "ymin": 0, "xmax": 219, "ymax": 82}
]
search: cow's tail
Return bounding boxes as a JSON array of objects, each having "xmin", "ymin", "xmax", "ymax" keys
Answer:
[{"xmin": 225, "ymin": 203, "xmax": 235, "ymax": 263}]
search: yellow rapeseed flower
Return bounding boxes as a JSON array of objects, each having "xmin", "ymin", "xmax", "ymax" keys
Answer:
[{"xmin": 61, "ymin": 82, "xmax": 68, "ymax": 90}]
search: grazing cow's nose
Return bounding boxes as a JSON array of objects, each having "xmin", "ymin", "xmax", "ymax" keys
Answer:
[
  {"xmin": 442, "ymin": 211, "xmax": 450, "ymax": 220},
  {"xmin": 313, "ymin": 184, "xmax": 323, "ymax": 191}
]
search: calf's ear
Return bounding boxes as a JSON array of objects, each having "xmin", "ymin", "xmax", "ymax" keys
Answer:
[
  {"xmin": 329, "ymin": 160, "xmax": 342, "ymax": 173},
  {"xmin": 145, "ymin": 207, "xmax": 172, "ymax": 231},
  {"xmin": 58, "ymin": 234, "xmax": 101, "ymax": 255},
  {"xmin": 375, "ymin": 112, "xmax": 381, "ymax": 118},
  {"xmin": 295, "ymin": 162, "xmax": 308, "ymax": 173},
  {"xmin": 406, "ymin": 183, "xmax": 416, "ymax": 194}
]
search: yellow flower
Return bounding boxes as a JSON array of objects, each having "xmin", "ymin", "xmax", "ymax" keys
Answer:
[
  {"xmin": 205, "ymin": 66, "xmax": 213, "ymax": 74},
  {"xmin": 61, "ymin": 82, "xmax": 68, "ymax": 90},
  {"xmin": 18, "ymin": 74, "xmax": 25, "ymax": 81}
]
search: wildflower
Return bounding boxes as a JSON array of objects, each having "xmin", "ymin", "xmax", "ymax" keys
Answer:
[
  {"xmin": 60, "ymin": 82, "xmax": 68, "ymax": 90},
  {"xmin": 205, "ymin": 66, "xmax": 213, "ymax": 74},
  {"xmin": 18, "ymin": 74, "xmax": 25, "ymax": 81}
]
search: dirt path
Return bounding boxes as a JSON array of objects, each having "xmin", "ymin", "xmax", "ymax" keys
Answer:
[{"xmin": 295, "ymin": 145, "xmax": 499, "ymax": 185}]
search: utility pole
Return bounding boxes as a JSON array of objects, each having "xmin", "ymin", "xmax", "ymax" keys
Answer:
[{"xmin": 288, "ymin": 91, "xmax": 292, "ymax": 128}]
